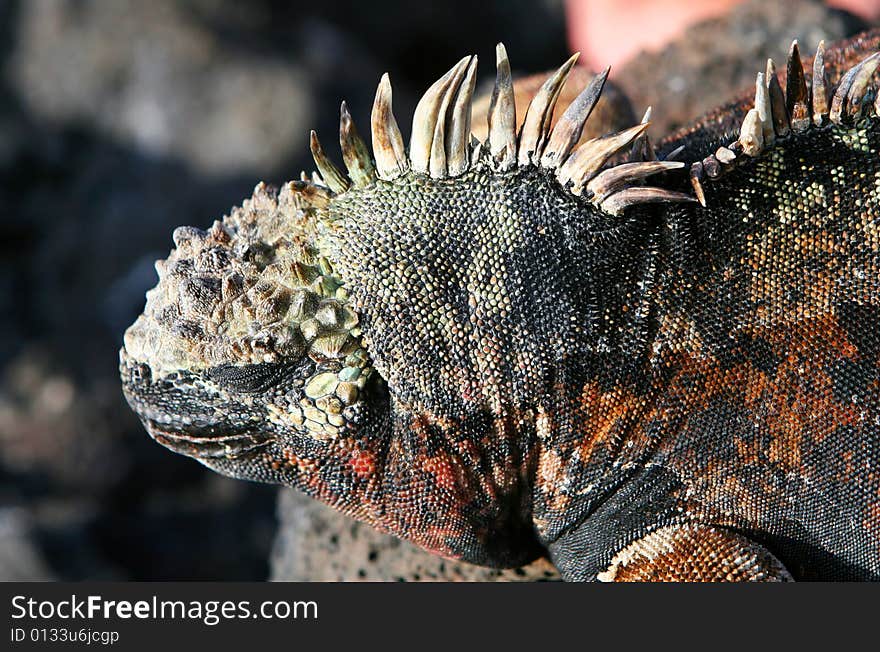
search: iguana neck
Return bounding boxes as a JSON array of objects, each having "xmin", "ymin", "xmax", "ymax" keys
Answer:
[{"xmin": 317, "ymin": 163, "xmax": 664, "ymax": 417}]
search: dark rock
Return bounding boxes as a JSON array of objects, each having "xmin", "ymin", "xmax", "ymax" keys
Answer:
[{"xmin": 0, "ymin": 507, "xmax": 55, "ymax": 581}]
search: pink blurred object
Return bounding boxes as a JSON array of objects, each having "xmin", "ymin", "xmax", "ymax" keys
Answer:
[{"xmin": 566, "ymin": 0, "xmax": 880, "ymax": 69}]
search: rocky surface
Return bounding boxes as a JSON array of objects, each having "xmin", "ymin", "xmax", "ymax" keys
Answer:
[
  {"xmin": 271, "ymin": 490, "xmax": 560, "ymax": 581},
  {"xmin": 0, "ymin": 0, "xmax": 873, "ymax": 581}
]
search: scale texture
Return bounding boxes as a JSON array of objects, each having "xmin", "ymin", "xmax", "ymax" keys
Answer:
[{"xmin": 120, "ymin": 32, "xmax": 880, "ymax": 580}]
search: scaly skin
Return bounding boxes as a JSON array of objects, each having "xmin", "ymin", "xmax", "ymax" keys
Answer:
[{"xmin": 121, "ymin": 32, "xmax": 880, "ymax": 580}]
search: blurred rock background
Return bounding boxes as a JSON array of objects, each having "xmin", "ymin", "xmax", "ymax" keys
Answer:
[{"xmin": 0, "ymin": 0, "xmax": 873, "ymax": 580}]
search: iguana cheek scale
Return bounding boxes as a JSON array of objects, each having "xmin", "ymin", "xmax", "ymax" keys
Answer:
[{"xmin": 121, "ymin": 33, "xmax": 880, "ymax": 580}]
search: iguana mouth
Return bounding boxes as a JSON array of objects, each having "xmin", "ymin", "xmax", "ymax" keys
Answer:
[
  {"xmin": 120, "ymin": 348, "xmax": 277, "ymax": 459},
  {"xmin": 148, "ymin": 421, "xmax": 273, "ymax": 459}
]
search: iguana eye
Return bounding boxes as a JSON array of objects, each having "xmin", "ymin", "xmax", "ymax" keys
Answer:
[{"xmin": 206, "ymin": 362, "xmax": 292, "ymax": 394}]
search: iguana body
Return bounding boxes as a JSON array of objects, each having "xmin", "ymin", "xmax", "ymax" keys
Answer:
[{"xmin": 121, "ymin": 32, "xmax": 880, "ymax": 581}]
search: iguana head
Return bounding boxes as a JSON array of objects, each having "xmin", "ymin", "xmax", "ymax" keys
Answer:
[{"xmin": 120, "ymin": 45, "xmax": 695, "ymax": 566}]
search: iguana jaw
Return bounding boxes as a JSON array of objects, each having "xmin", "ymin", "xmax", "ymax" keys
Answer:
[
  {"xmin": 148, "ymin": 423, "xmax": 271, "ymax": 460},
  {"xmin": 119, "ymin": 348, "xmax": 277, "ymax": 461}
]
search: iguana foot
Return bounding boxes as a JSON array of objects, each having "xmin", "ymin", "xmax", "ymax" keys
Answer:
[{"xmin": 596, "ymin": 525, "xmax": 792, "ymax": 582}]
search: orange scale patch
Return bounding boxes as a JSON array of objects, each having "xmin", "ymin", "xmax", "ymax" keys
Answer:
[{"xmin": 349, "ymin": 448, "xmax": 376, "ymax": 480}]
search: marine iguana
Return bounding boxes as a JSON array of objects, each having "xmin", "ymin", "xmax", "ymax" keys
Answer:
[{"xmin": 120, "ymin": 31, "xmax": 880, "ymax": 581}]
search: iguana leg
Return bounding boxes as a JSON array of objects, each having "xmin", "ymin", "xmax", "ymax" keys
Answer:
[{"xmin": 596, "ymin": 525, "xmax": 792, "ymax": 582}]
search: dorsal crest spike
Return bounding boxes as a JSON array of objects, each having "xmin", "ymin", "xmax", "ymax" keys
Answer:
[
  {"xmin": 488, "ymin": 43, "xmax": 516, "ymax": 169},
  {"xmin": 371, "ymin": 73, "xmax": 409, "ymax": 180},
  {"xmin": 309, "ymin": 130, "xmax": 349, "ymax": 194},
  {"xmin": 410, "ymin": 56, "xmax": 471, "ymax": 175},
  {"xmin": 517, "ymin": 52, "xmax": 579, "ymax": 166},
  {"xmin": 557, "ymin": 122, "xmax": 649, "ymax": 195},
  {"xmin": 765, "ymin": 58, "xmax": 790, "ymax": 137},
  {"xmin": 754, "ymin": 72, "xmax": 775, "ymax": 146},
  {"xmin": 284, "ymin": 179, "xmax": 332, "ymax": 209},
  {"xmin": 599, "ymin": 186, "xmax": 696, "ymax": 216},
  {"xmin": 785, "ymin": 40, "xmax": 810, "ymax": 133},
  {"xmin": 541, "ymin": 65, "xmax": 609, "ymax": 169},
  {"xmin": 587, "ymin": 160, "xmax": 684, "ymax": 202},
  {"xmin": 738, "ymin": 108, "xmax": 764, "ymax": 157},
  {"xmin": 689, "ymin": 162, "xmax": 707, "ymax": 207},
  {"xmin": 629, "ymin": 104, "xmax": 656, "ymax": 162},
  {"xmin": 339, "ymin": 101, "xmax": 377, "ymax": 187},
  {"xmin": 446, "ymin": 56, "xmax": 479, "ymax": 177},
  {"xmin": 830, "ymin": 52, "xmax": 880, "ymax": 124},
  {"xmin": 845, "ymin": 52, "xmax": 880, "ymax": 120},
  {"xmin": 428, "ymin": 56, "xmax": 472, "ymax": 178},
  {"xmin": 812, "ymin": 40, "xmax": 828, "ymax": 126}
]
